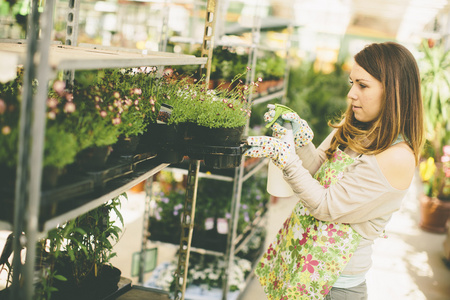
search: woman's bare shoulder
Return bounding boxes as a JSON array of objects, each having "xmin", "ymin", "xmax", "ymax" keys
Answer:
[{"xmin": 375, "ymin": 142, "xmax": 416, "ymax": 190}]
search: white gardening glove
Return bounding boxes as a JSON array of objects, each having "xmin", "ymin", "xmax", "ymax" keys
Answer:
[
  {"xmin": 264, "ymin": 109, "xmax": 314, "ymax": 148},
  {"xmin": 243, "ymin": 136, "xmax": 293, "ymax": 169}
]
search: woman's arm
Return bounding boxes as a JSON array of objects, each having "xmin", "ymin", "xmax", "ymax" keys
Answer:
[
  {"xmin": 283, "ymin": 145, "xmax": 413, "ymax": 224},
  {"xmin": 295, "ymin": 129, "xmax": 336, "ymax": 175}
]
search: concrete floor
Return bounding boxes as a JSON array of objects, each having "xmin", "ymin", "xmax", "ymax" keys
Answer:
[{"xmin": 1, "ymin": 172, "xmax": 448, "ymax": 299}]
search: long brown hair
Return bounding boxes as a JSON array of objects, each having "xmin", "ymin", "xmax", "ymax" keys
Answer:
[{"xmin": 326, "ymin": 42, "xmax": 424, "ymax": 164}]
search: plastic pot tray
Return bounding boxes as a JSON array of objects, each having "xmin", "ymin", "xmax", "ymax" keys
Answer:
[
  {"xmin": 162, "ymin": 143, "xmax": 246, "ymax": 169},
  {"xmin": 0, "ymin": 152, "xmax": 157, "ymax": 224}
]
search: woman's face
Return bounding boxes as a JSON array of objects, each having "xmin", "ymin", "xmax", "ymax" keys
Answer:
[{"xmin": 348, "ymin": 63, "xmax": 384, "ymax": 123}]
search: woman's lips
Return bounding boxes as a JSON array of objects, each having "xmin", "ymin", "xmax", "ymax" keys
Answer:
[{"xmin": 352, "ymin": 105, "xmax": 362, "ymax": 110}]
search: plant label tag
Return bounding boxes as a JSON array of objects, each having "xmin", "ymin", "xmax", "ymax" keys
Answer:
[
  {"xmin": 217, "ymin": 218, "xmax": 228, "ymax": 234},
  {"xmin": 205, "ymin": 217, "xmax": 214, "ymax": 230}
]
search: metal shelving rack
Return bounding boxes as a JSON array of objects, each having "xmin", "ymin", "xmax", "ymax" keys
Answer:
[
  {"xmin": 146, "ymin": 2, "xmax": 293, "ymax": 300},
  {"xmin": 1, "ymin": 0, "xmax": 216, "ymax": 299}
]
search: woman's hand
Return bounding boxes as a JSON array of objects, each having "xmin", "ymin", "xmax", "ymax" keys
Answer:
[
  {"xmin": 243, "ymin": 136, "xmax": 293, "ymax": 169},
  {"xmin": 264, "ymin": 110, "xmax": 314, "ymax": 148}
]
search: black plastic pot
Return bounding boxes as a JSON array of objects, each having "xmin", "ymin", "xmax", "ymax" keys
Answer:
[
  {"xmin": 52, "ymin": 262, "xmax": 121, "ymax": 300},
  {"xmin": 112, "ymin": 135, "xmax": 141, "ymax": 156},
  {"xmin": 186, "ymin": 124, "xmax": 245, "ymax": 147}
]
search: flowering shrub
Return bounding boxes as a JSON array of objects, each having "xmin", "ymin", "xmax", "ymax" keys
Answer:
[
  {"xmin": 0, "ymin": 69, "xmax": 78, "ymax": 169},
  {"xmin": 420, "ymin": 145, "xmax": 450, "ymax": 200}
]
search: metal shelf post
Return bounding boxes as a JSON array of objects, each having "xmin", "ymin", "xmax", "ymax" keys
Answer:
[{"xmin": 173, "ymin": 160, "xmax": 200, "ymax": 300}]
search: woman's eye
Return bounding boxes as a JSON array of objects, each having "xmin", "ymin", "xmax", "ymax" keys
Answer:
[
  {"xmin": 349, "ymin": 80, "xmax": 353, "ymax": 85},
  {"xmin": 359, "ymin": 84, "xmax": 367, "ymax": 88}
]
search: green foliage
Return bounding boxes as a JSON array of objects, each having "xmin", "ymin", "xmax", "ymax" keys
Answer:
[
  {"xmin": 256, "ymin": 52, "xmax": 286, "ymax": 81},
  {"xmin": 419, "ymin": 40, "xmax": 450, "ymax": 155},
  {"xmin": 158, "ymin": 72, "xmax": 254, "ymax": 129},
  {"xmin": 0, "ymin": 69, "xmax": 79, "ymax": 169},
  {"xmin": 286, "ymin": 62, "xmax": 349, "ymax": 146},
  {"xmin": 35, "ymin": 193, "xmax": 126, "ymax": 299}
]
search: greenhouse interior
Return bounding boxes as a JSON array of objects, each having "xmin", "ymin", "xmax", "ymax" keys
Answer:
[{"xmin": 0, "ymin": 0, "xmax": 449, "ymax": 299}]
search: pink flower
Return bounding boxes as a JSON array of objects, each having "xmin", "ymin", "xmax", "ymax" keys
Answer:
[
  {"xmin": 320, "ymin": 284, "xmax": 331, "ymax": 296},
  {"xmin": 47, "ymin": 98, "xmax": 58, "ymax": 109},
  {"xmin": 52, "ymin": 80, "xmax": 65, "ymax": 95},
  {"xmin": 228, "ymin": 103, "xmax": 234, "ymax": 109},
  {"xmin": 443, "ymin": 145, "xmax": 450, "ymax": 156},
  {"xmin": 301, "ymin": 254, "xmax": 319, "ymax": 273},
  {"xmin": 114, "ymin": 92, "xmax": 120, "ymax": 99},
  {"xmin": 100, "ymin": 111, "xmax": 107, "ymax": 118},
  {"xmin": 133, "ymin": 88, "xmax": 142, "ymax": 95},
  {"xmin": 326, "ymin": 224, "xmax": 337, "ymax": 237},
  {"xmin": 258, "ymin": 77, "xmax": 263, "ymax": 82},
  {"xmin": 246, "ymin": 66, "xmax": 251, "ymax": 71},
  {"xmin": 64, "ymin": 102, "xmax": 76, "ymax": 113},
  {"xmin": 112, "ymin": 117, "xmax": 121, "ymax": 125},
  {"xmin": 442, "ymin": 156, "xmax": 450, "ymax": 163},
  {"xmin": 65, "ymin": 93, "xmax": 73, "ymax": 101}
]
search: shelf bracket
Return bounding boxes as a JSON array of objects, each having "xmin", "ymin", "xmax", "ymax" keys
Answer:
[
  {"xmin": 200, "ymin": 0, "xmax": 217, "ymax": 86},
  {"xmin": 63, "ymin": 0, "xmax": 81, "ymax": 85},
  {"xmin": 173, "ymin": 160, "xmax": 200, "ymax": 300}
]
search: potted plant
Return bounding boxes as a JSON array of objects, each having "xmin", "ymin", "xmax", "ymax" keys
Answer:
[
  {"xmin": 418, "ymin": 39, "xmax": 450, "ymax": 233},
  {"xmin": 419, "ymin": 146, "xmax": 450, "ymax": 233},
  {"xmin": 66, "ymin": 77, "xmax": 121, "ymax": 170},
  {"xmin": 0, "ymin": 69, "xmax": 79, "ymax": 189},
  {"xmin": 35, "ymin": 193, "xmax": 125, "ymax": 300},
  {"xmin": 158, "ymin": 70, "xmax": 255, "ymax": 146},
  {"xmin": 95, "ymin": 68, "xmax": 159, "ymax": 156}
]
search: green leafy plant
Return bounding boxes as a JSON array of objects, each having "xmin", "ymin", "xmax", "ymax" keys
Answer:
[
  {"xmin": 419, "ymin": 40, "xmax": 450, "ymax": 157},
  {"xmin": 158, "ymin": 70, "xmax": 255, "ymax": 129},
  {"xmin": 418, "ymin": 40, "xmax": 450, "ymax": 201},
  {"xmin": 35, "ymin": 193, "xmax": 126, "ymax": 299},
  {"xmin": 0, "ymin": 69, "xmax": 78, "ymax": 171},
  {"xmin": 285, "ymin": 61, "xmax": 349, "ymax": 146}
]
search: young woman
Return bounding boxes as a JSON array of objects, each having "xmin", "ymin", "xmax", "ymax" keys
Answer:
[{"xmin": 244, "ymin": 42, "xmax": 424, "ymax": 299}]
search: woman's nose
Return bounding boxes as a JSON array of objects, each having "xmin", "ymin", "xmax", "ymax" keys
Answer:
[{"xmin": 347, "ymin": 86, "xmax": 357, "ymax": 100}]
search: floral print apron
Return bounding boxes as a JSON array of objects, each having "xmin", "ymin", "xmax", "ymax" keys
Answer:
[{"xmin": 255, "ymin": 148, "xmax": 363, "ymax": 299}]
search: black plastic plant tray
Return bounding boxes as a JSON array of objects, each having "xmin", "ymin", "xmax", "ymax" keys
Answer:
[
  {"xmin": 184, "ymin": 143, "xmax": 246, "ymax": 169},
  {"xmin": 117, "ymin": 152, "xmax": 157, "ymax": 166},
  {"xmin": 86, "ymin": 152, "xmax": 157, "ymax": 188},
  {"xmin": 86, "ymin": 162, "xmax": 134, "ymax": 188},
  {"xmin": 40, "ymin": 176, "xmax": 95, "ymax": 206}
]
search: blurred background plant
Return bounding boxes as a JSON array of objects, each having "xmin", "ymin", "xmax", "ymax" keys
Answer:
[
  {"xmin": 285, "ymin": 61, "xmax": 349, "ymax": 146},
  {"xmin": 418, "ymin": 40, "xmax": 450, "ymax": 201}
]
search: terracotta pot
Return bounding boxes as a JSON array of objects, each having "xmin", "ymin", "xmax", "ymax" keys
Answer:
[{"xmin": 419, "ymin": 195, "xmax": 450, "ymax": 233}]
